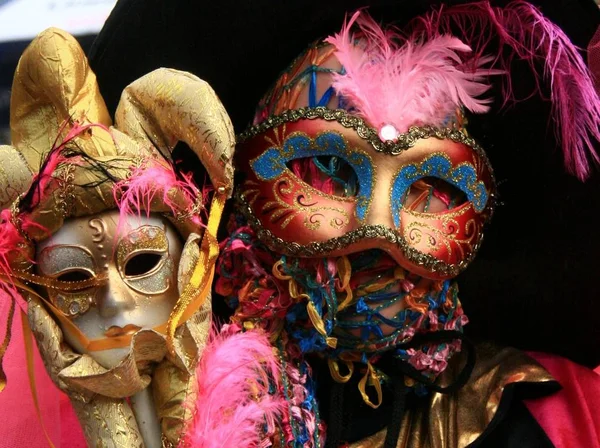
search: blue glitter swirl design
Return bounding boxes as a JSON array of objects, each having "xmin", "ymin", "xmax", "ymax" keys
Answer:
[
  {"xmin": 251, "ymin": 131, "xmax": 374, "ymax": 221},
  {"xmin": 390, "ymin": 153, "xmax": 488, "ymax": 227}
]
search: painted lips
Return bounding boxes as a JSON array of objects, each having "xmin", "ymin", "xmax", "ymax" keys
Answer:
[{"xmin": 104, "ymin": 324, "xmax": 142, "ymax": 338}]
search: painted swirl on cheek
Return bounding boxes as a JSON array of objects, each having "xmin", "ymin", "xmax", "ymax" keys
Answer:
[{"xmin": 253, "ymin": 174, "xmax": 352, "ymax": 231}]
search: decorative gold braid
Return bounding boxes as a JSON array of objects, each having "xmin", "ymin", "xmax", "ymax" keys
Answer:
[
  {"xmin": 8, "ymin": 194, "xmax": 32, "ymax": 243},
  {"xmin": 12, "ymin": 270, "xmax": 107, "ymax": 291},
  {"xmin": 238, "ymin": 192, "xmax": 483, "ymax": 277},
  {"xmin": 174, "ymin": 193, "xmax": 205, "ymax": 223},
  {"xmin": 239, "ymin": 107, "xmax": 496, "ymax": 186}
]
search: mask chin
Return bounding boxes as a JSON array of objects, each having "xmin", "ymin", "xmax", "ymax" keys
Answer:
[{"xmin": 77, "ymin": 346, "xmax": 131, "ymax": 370}]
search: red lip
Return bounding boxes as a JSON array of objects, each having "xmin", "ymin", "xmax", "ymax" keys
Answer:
[{"xmin": 104, "ymin": 324, "xmax": 142, "ymax": 338}]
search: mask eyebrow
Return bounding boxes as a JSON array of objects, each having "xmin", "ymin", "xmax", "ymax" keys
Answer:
[
  {"xmin": 37, "ymin": 245, "xmax": 96, "ymax": 276},
  {"xmin": 115, "ymin": 225, "xmax": 169, "ymax": 270},
  {"xmin": 251, "ymin": 130, "xmax": 375, "ymax": 221}
]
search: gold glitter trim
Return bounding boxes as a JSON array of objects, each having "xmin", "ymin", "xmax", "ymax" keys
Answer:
[
  {"xmin": 237, "ymin": 191, "xmax": 482, "ymax": 277},
  {"xmin": 239, "ymin": 107, "xmax": 494, "ymax": 173}
]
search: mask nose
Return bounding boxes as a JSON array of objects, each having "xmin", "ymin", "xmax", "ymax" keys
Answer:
[
  {"xmin": 363, "ymin": 168, "xmax": 396, "ymax": 230},
  {"xmin": 95, "ymin": 268, "xmax": 136, "ymax": 318}
]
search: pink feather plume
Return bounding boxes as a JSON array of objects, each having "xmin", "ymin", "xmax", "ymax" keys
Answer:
[
  {"xmin": 0, "ymin": 210, "xmax": 37, "ymax": 313},
  {"xmin": 181, "ymin": 325, "xmax": 285, "ymax": 448},
  {"xmin": 408, "ymin": 1, "xmax": 600, "ymax": 180},
  {"xmin": 114, "ymin": 161, "xmax": 209, "ymax": 231},
  {"xmin": 0, "ymin": 210, "xmax": 25, "ymax": 279},
  {"xmin": 325, "ymin": 11, "xmax": 498, "ymax": 135}
]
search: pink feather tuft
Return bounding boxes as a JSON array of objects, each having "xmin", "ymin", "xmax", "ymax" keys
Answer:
[
  {"xmin": 181, "ymin": 325, "xmax": 285, "ymax": 448},
  {"xmin": 0, "ymin": 210, "xmax": 34, "ymax": 313},
  {"xmin": 0, "ymin": 210, "xmax": 25, "ymax": 279},
  {"xmin": 408, "ymin": 1, "xmax": 600, "ymax": 180},
  {"xmin": 24, "ymin": 121, "xmax": 107, "ymax": 211},
  {"xmin": 114, "ymin": 161, "xmax": 209, "ymax": 232},
  {"xmin": 325, "ymin": 11, "xmax": 498, "ymax": 135}
]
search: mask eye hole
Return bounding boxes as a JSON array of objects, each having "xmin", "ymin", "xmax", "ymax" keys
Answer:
[
  {"xmin": 287, "ymin": 155, "xmax": 359, "ymax": 198},
  {"xmin": 56, "ymin": 270, "xmax": 93, "ymax": 282},
  {"xmin": 402, "ymin": 177, "xmax": 467, "ymax": 213},
  {"xmin": 124, "ymin": 253, "xmax": 163, "ymax": 277}
]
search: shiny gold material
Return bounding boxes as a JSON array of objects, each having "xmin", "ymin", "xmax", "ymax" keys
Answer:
[
  {"xmin": 153, "ymin": 357, "xmax": 197, "ymax": 443},
  {"xmin": 166, "ymin": 193, "xmax": 224, "ymax": 355},
  {"xmin": 336, "ymin": 255, "xmax": 353, "ymax": 310},
  {"xmin": 5, "ymin": 29, "xmax": 234, "ymax": 243},
  {"xmin": 12, "ymin": 269, "xmax": 108, "ymax": 291},
  {"xmin": 10, "ymin": 28, "xmax": 112, "ymax": 171},
  {"xmin": 307, "ymin": 301, "xmax": 338, "ymax": 349},
  {"xmin": 116, "ymin": 68, "xmax": 235, "ymax": 195},
  {"xmin": 0, "ymin": 146, "xmax": 33, "ymax": 209},
  {"xmin": 350, "ymin": 343, "xmax": 555, "ymax": 448},
  {"xmin": 116, "ymin": 225, "xmax": 169, "ymax": 271},
  {"xmin": 0, "ymin": 27, "xmax": 235, "ymax": 447}
]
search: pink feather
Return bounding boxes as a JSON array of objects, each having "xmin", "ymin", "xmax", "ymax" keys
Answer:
[
  {"xmin": 0, "ymin": 210, "xmax": 35, "ymax": 313},
  {"xmin": 0, "ymin": 210, "xmax": 25, "ymax": 279},
  {"xmin": 181, "ymin": 325, "xmax": 285, "ymax": 448},
  {"xmin": 408, "ymin": 1, "xmax": 600, "ymax": 180},
  {"xmin": 325, "ymin": 11, "xmax": 498, "ymax": 134},
  {"xmin": 113, "ymin": 161, "xmax": 209, "ymax": 233}
]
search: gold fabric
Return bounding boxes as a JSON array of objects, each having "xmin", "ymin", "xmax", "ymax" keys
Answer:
[
  {"xmin": 166, "ymin": 194, "xmax": 223, "ymax": 356},
  {"xmin": 0, "ymin": 27, "xmax": 234, "ymax": 447},
  {"xmin": 0, "ymin": 146, "xmax": 33, "ymax": 209},
  {"xmin": 10, "ymin": 28, "xmax": 112, "ymax": 171},
  {"xmin": 152, "ymin": 359, "xmax": 197, "ymax": 444},
  {"xmin": 116, "ymin": 69, "xmax": 235, "ymax": 194},
  {"xmin": 350, "ymin": 343, "xmax": 555, "ymax": 448},
  {"xmin": 5, "ymin": 28, "xmax": 234, "ymax": 244}
]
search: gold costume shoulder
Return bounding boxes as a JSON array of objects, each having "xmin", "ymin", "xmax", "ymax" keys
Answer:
[{"xmin": 351, "ymin": 343, "xmax": 554, "ymax": 448}]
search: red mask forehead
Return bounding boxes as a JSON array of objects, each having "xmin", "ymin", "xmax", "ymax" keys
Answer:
[{"xmin": 237, "ymin": 111, "xmax": 496, "ymax": 279}]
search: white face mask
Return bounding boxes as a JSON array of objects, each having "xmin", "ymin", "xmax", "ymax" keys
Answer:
[{"xmin": 36, "ymin": 210, "xmax": 183, "ymax": 368}]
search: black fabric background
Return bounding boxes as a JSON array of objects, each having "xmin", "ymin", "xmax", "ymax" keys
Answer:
[{"xmin": 89, "ymin": 0, "xmax": 600, "ymax": 368}]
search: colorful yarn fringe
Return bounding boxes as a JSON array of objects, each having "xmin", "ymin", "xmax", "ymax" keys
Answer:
[{"xmin": 216, "ymin": 214, "xmax": 468, "ymax": 392}]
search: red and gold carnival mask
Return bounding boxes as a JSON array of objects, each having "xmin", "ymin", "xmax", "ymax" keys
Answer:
[{"xmin": 237, "ymin": 32, "xmax": 496, "ymax": 280}]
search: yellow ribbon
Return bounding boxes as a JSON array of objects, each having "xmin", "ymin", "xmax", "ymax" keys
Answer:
[
  {"xmin": 10, "ymin": 271, "xmax": 107, "ymax": 291},
  {"xmin": 272, "ymin": 260, "xmax": 291, "ymax": 280},
  {"xmin": 306, "ymin": 301, "xmax": 337, "ymax": 349},
  {"xmin": 358, "ymin": 361, "xmax": 383, "ymax": 409},
  {"xmin": 336, "ymin": 256, "xmax": 354, "ymax": 311},
  {"xmin": 22, "ymin": 311, "xmax": 56, "ymax": 448},
  {"xmin": 0, "ymin": 297, "xmax": 15, "ymax": 392},
  {"xmin": 272, "ymin": 260, "xmax": 310, "ymax": 302},
  {"xmin": 273, "ymin": 260, "xmax": 338, "ymax": 348},
  {"xmin": 166, "ymin": 193, "xmax": 225, "ymax": 355},
  {"xmin": 328, "ymin": 358, "xmax": 354, "ymax": 383}
]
